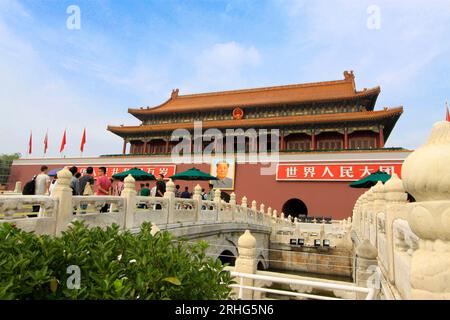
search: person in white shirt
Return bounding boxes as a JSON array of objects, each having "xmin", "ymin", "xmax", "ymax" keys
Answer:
[
  {"xmin": 35, "ymin": 165, "xmax": 50, "ymax": 196},
  {"xmin": 32, "ymin": 165, "xmax": 50, "ymax": 215}
]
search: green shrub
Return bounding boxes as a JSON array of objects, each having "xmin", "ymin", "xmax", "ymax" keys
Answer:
[{"xmin": 0, "ymin": 221, "xmax": 233, "ymax": 300}]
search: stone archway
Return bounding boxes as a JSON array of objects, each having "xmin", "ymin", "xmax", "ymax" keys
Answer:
[
  {"xmin": 218, "ymin": 250, "xmax": 236, "ymax": 267},
  {"xmin": 282, "ymin": 198, "xmax": 308, "ymax": 218}
]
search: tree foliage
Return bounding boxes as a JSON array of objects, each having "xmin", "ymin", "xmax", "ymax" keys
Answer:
[{"xmin": 0, "ymin": 153, "xmax": 21, "ymax": 185}]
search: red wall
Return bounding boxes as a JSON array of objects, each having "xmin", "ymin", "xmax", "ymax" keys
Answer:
[{"xmin": 8, "ymin": 162, "xmax": 366, "ymax": 220}]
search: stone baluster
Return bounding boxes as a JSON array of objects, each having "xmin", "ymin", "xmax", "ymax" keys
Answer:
[
  {"xmin": 383, "ymin": 173, "xmax": 408, "ymax": 283},
  {"xmin": 273, "ymin": 210, "xmax": 278, "ymax": 223},
  {"xmin": 121, "ymin": 174, "xmax": 137, "ymax": 229},
  {"xmin": 364, "ymin": 189, "xmax": 374, "ymax": 240},
  {"xmin": 234, "ymin": 230, "xmax": 257, "ymax": 300},
  {"xmin": 260, "ymin": 203, "xmax": 265, "ymax": 215},
  {"xmin": 251, "ymin": 200, "xmax": 257, "ymax": 211},
  {"xmin": 164, "ymin": 179, "xmax": 176, "ymax": 224},
  {"xmin": 241, "ymin": 196, "xmax": 248, "ymax": 208},
  {"xmin": 14, "ymin": 181, "xmax": 22, "ymax": 194},
  {"xmin": 193, "ymin": 184, "xmax": 202, "ymax": 201},
  {"xmin": 214, "ymin": 188, "xmax": 221, "ymax": 203},
  {"xmin": 230, "ymin": 192, "xmax": 236, "ymax": 205},
  {"xmin": 52, "ymin": 167, "xmax": 74, "ymax": 236},
  {"xmin": 267, "ymin": 207, "xmax": 272, "ymax": 217}
]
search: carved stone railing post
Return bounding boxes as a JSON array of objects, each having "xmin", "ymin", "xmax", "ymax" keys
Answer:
[
  {"xmin": 259, "ymin": 203, "xmax": 267, "ymax": 225},
  {"xmin": 14, "ymin": 181, "xmax": 22, "ymax": 194},
  {"xmin": 259, "ymin": 203, "xmax": 265, "ymax": 215},
  {"xmin": 214, "ymin": 188, "xmax": 221, "ymax": 204},
  {"xmin": 52, "ymin": 167, "xmax": 73, "ymax": 236},
  {"xmin": 382, "ymin": 173, "xmax": 408, "ymax": 284},
  {"xmin": 192, "ymin": 184, "xmax": 202, "ymax": 221},
  {"xmin": 251, "ymin": 200, "xmax": 257, "ymax": 211},
  {"xmin": 164, "ymin": 179, "xmax": 176, "ymax": 224},
  {"xmin": 370, "ymin": 182, "xmax": 385, "ymax": 247},
  {"xmin": 401, "ymin": 121, "xmax": 450, "ymax": 299},
  {"xmin": 192, "ymin": 184, "xmax": 202, "ymax": 201},
  {"xmin": 241, "ymin": 196, "xmax": 248, "ymax": 208},
  {"xmin": 230, "ymin": 192, "xmax": 236, "ymax": 205},
  {"xmin": 234, "ymin": 230, "xmax": 257, "ymax": 300},
  {"xmin": 365, "ymin": 189, "xmax": 374, "ymax": 240},
  {"xmin": 121, "ymin": 174, "xmax": 136, "ymax": 229},
  {"xmin": 241, "ymin": 196, "xmax": 248, "ymax": 222}
]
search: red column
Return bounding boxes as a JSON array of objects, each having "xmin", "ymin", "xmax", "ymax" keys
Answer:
[
  {"xmin": 311, "ymin": 132, "xmax": 316, "ymax": 151},
  {"xmin": 122, "ymin": 140, "xmax": 127, "ymax": 155},
  {"xmin": 379, "ymin": 126, "xmax": 385, "ymax": 148},
  {"xmin": 143, "ymin": 141, "xmax": 148, "ymax": 154},
  {"xmin": 149, "ymin": 142, "xmax": 154, "ymax": 154},
  {"xmin": 280, "ymin": 133, "xmax": 285, "ymax": 151},
  {"xmin": 165, "ymin": 139, "xmax": 170, "ymax": 153},
  {"xmin": 344, "ymin": 128, "xmax": 349, "ymax": 150}
]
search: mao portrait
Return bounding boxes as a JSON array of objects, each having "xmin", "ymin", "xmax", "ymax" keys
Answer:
[{"xmin": 210, "ymin": 159, "xmax": 235, "ymax": 190}]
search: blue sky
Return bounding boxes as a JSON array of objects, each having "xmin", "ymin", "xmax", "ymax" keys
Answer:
[{"xmin": 0, "ymin": 0, "xmax": 449, "ymax": 157}]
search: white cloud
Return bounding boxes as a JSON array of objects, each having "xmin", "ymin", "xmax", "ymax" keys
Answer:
[
  {"xmin": 0, "ymin": 6, "xmax": 123, "ymax": 157},
  {"xmin": 183, "ymin": 41, "xmax": 262, "ymax": 92},
  {"xmin": 273, "ymin": 0, "xmax": 450, "ymax": 149}
]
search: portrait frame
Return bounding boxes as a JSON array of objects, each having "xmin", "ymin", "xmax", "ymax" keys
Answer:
[{"xmin": 210, "ymin": 157, "xmax": 236, "ymax": 190}]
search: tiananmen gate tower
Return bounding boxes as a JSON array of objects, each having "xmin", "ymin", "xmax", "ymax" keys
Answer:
[{"xmin": 8, "ymin": 71, "xmax": 410, "ymax": 219}]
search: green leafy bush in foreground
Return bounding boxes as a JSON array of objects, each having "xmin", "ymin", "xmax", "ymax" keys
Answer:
[{"xmin": 0, "ymin": 221, "xmax": 233, "ymax": 299}]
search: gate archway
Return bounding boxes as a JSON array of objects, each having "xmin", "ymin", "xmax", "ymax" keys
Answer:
[
  {"xmin": 218, "ymin": 250, "xmax": 236, "ymax": 267},
  {"xmin": 282, "ymin": 198, "xmax": 308, "ymax": 218}
]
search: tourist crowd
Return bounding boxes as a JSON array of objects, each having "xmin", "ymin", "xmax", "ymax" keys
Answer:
[{"xmin": 22, "ymin": 166, "xmax": 219, "ymax": 215}]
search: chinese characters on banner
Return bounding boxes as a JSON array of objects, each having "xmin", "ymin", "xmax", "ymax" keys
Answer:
[
  {"xmin": 277, "ymin": 162, "xmax": 403, "ymax": 181},
  {"xmin": 77, "ymin": 165, "xmax": 176, "ymax": 179}
]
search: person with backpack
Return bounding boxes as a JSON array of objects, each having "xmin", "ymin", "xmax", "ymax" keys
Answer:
[
  {"xmin": 69, "ymin": 166, "xmax": 80, "ymax": 196},
  {"xmin": 201, "ymin": 188, "xmax": 208, "ymax": 200},
  {"xmin": 23, "ymin": 175, "xmax": 38, "ymax": 216},
  {"xmin": 78, "ymin": 167, "xmax": 95, "ymax": 196}
]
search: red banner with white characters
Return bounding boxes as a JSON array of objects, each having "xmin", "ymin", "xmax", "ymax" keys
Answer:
[
  {"xmin": 276, "ymin": 162, "xmax": 403, "ymax": 181},
  {"xmin": 76, "ymin": 165, "xmax": 176, "ymax": 179}
]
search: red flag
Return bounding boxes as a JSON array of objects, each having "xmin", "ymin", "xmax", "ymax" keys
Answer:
[
  {"xmin": 60, "ymin": 129, "xmax": 67, "ymax": 153},
  {"xmin": 80, "ymin": 128, "xmax": 86, "ymax": 153},
  {"xmin": 28, "ymin": 131, "xmax": 32, "ymax": 154},
  {"xmin": 44, "ymin": 131, "xmax": 48, "ymax": 154},
  {"xmin": 446, "ymin": 102, "xmax": 450, "ymax": 122}
]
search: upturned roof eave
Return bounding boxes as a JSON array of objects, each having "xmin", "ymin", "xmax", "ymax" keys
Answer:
[{"xmin": 108, "ymin": 106, "xmax": 402, "ymax": 138}]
